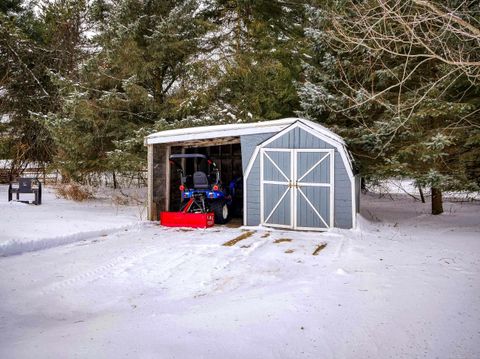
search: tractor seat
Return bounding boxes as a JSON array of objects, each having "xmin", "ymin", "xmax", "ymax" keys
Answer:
[{"xmin": 193, "ymin": 171, "xmax": 210, "ymax": 189}]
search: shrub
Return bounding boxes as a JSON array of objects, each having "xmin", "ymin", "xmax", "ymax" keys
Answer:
[{"xmin": 55, "ymin": 183, "xmax": 94, "ymax": 201}]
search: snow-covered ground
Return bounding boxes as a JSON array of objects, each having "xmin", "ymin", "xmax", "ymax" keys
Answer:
[
  {"xmin": 0, "ymin": 188, "xmax": 479, "ymax": 358},
  {"xmin": 366, "ymin": 178, "xmax": 480, "ymax": 201},
  {"xmin": 0, "ymin": 185, "xmax": 143, "ymax": 256}
]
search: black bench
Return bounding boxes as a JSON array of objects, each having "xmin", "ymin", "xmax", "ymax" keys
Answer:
[{"xmin": 8, "ymin": 178, "xmax": 42, "ymax": 205}]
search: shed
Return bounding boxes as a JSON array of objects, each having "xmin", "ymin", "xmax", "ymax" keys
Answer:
[{"xmin": 145, "ymin": 117, "xmax": 359, "ymax": 230}]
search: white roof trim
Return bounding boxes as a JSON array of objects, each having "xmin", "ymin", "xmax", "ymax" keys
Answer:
[{"xmin": 145, "ymin": 117, "xmax": 345, "ymax": 145}]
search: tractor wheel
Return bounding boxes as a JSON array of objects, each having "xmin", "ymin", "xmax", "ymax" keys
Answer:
[{"xmin": 211, "ymin": 200, "xmax": 229, "ymax": 224}]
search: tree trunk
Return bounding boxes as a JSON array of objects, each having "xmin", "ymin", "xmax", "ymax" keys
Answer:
[
  {"xmin": 431, "ymin": 187, "xmax": 443, "ymax": 215},
  {"xmin": 61, "ymin": 171, "xmax": 70, "ymax": 184},
  {"xmin": 419, "ymin": 186, "xmax": 425, "ymax": 203},
  {"xmin": 361, "ymin": 177, "xmax": 367, "ymax": 193}
]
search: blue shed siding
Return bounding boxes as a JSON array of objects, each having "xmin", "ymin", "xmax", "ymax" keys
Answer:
[
  {"xmin": 333, "ymin": 152, "xmax": 353, "ymax": 228},
  {"xmin": 241, "ymin": 133, "xmax": 275, "ymax": 226},
  {"xmin": 246, "ymin": 157, "xmax": 261, "ymax": 226},
  {"xmin": 241, "ymin": 133, "xmax": 275, "ymax": 171}
]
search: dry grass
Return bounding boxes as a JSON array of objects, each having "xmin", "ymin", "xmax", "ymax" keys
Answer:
[
  {"xmin": 284, "ymin": 249, "xmax": 295, "ymax": 254},
  {"xmin": 274, "ymin": 238, "xmax": 293, "ymax": 244},
  {"xmin": 55, "ymin": 183, "xmax": 94, "ymax": 202},
  {"xmin": 261, "ymin": 232, "xmax": 271, "ymax": 238},
  {"xmin": 222, "ymin": 231, "xmax": 255, "ymax": 246},
  {"xmin": 312, "ymin": 243, "xmax": 327, "ymax": 256},
  {"xmin": 112, "ymin": 194, "xmax": 130, "ymax": 206}
]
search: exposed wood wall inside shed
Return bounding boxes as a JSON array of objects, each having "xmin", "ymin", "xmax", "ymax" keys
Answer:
[
  {"xmin": 149, "ymin": 144, "xmax": 170, "ymax": 220},
  {"xmin": 147, "ymin": 144, "xmax": 153, "ymax": 220}
]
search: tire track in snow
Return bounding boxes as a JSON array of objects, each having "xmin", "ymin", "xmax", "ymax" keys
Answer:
[
  {"xmin": 40, "ymin": 245, "xmax": 160, "ymax": 296},
  {"xmin": 39, "ymin": 229, "xmax": 297, "ymax": 299},
  {"xmin": 190, "ymin": 233, "xmax": 276, "ymax": 296},
  {"xmin": 0, "ymin": 223, "xmax": 145, "ymax": 257},
  {"xmin": 38, "ymin": 234, "xmax": 223, "ymax": 297}
]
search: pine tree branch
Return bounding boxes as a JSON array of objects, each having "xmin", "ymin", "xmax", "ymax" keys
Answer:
[{"xmin": 6, "ymin": 43, "xmax": 49, "ymax": 97}]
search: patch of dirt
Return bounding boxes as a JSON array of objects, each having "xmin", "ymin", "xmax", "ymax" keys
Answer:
[
  {"xmin": 261, "ymin": 232, "xmax": 271, "ymax": 238},
  {"xmin": 177, "ymin": 228, "xmax": 194, "ymax": 232},
  {"xmin": 284, "ymin": 249, "xmax": 295, "ymax": 254},
  {"xmin": 312, "ymin": 243, "xmax": 327, "ymax": 256},
  {"xmin": 274, "ymin": 238, "xmax": 292, "ymax": 244},
  {"xmin": 222, "ymin": 231, "xmax": 255, "ymax": 246},
  {"xmin": 223, "ymin": 218, "xmax": 243, "ymax": 228}
]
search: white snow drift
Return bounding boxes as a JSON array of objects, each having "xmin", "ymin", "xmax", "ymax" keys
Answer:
[
  {"xmin": 0, "ymin": 185, "xmax": 479, "ymax": 359},
  {"xmin": 0, "ymin": 185, "xmax": 143, "ymax": 256}
]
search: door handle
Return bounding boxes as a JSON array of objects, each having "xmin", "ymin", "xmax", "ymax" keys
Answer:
[{"xmin": 288, "ymin": 181, "xmax": 300, "ymax": 188}]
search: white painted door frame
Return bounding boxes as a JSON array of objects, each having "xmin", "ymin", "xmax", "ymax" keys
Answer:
[
  {"xmin": 260, "ymin": 148, "xmax": 334, "ymax": 231},
  {"xmin": 260, "ymin": 148, "xmax": 294, "ymax": 229},
  {"xmin": 294, "ymin": 149, "xmax": 334, "ymax": 231}
]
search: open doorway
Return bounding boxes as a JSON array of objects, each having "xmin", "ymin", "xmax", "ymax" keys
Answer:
[{"xmin": 168, "ymin": 142, "xmax": 243, "ymax": 223}]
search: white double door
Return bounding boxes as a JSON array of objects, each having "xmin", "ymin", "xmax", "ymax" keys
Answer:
[{"xmin": 260, "ymin": 148, "xmax": 334, "ymax": 230}]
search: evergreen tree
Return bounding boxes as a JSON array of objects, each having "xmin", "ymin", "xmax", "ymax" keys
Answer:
[
  {"xmin": 0, "ymin": 0, "xmax": 87, "ymax": 179},
  {"xmin": 46, "ymin": 0, "xmax": 214, "ymax": 182},
  {"xmin": 48, "ymin": 0, "xmax": 311, "ymax": 182},
  {"xmin": 201, "ymin": 0, "xmax": 309, "ymax": 122},
  {"xmin": 0, "ymin": 1, "xmax": 57, "ymax": 178},
  {"xmin": 299, "ymin": 0, "xmax": 480, "ymax": 213}
]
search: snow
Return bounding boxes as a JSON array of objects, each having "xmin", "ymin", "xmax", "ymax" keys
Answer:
[
  {"xmin": 368, "ymin": 178, "xmax": 480, "ymax": 201},
  {"xmin": 0, "ymin": 189, "xmax": 479, "ymax": 358},
  {"xmin": 146, "ymin": 117, "xmax": 346, "ymax": 146},
  {"xmin": 0, "ymin": 185, "xmax": 143, "ymax": 256},
  {"xmin": 0, "ymin": 114, "xmax": 10, "ymax": 123},
  {"xmin": 0, "ymin": 160, "xmax": 50, "ymax": 169}
]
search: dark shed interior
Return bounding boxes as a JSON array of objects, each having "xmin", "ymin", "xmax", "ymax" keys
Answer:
[{"xmin": 165, "ymin": 140, "xmax": 243, "ymax": 215}]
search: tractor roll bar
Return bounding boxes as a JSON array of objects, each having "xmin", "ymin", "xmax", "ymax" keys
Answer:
[
  {"xmin": 169, "ymin": 154, "xmax": 217, "ymax": 167},
  {"xmin": 168, "ymin": 153, "xmax": 220, "ymax": 185},
  {"xmin": 169, "ymin": 154, "xmax": 208, "ymax": 159}
]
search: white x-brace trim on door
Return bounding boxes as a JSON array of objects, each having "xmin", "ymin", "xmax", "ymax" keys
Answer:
[
  {"xmin": 295, "ymin": 149, "xmax": 335, "ymax": 230},
  {"xmin": 260, "ymin": 148, "xmax": 293, "ymax": 229},
  {"xmin": 260, "ymin": 148, "xmax": 335, "ymax": 231}
]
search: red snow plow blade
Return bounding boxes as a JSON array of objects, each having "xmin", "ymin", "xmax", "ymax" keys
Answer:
[
  {"xmin": 160, "ymin": 211, "xmax": 214, "ymax": 228},
  {"xmin": 159, "ymin": 198, "xmax": 214, "ymax": 228}
]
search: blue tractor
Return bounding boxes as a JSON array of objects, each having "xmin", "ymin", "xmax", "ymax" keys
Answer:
[{"xmin": 169, "ymin": 154, "xmax": 241, "ymax": 224}]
